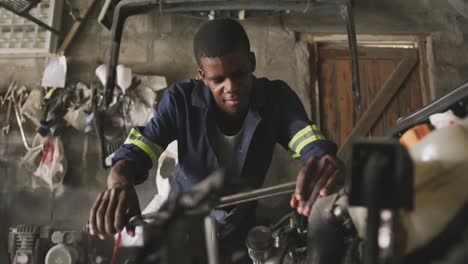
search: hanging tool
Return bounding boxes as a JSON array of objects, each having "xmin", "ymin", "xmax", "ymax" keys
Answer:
[
  {"xmin": 12, "ymin": 91, "xmax": 42, "ymax": 152},
  {"xmin": 0, "ymin": 82, "xmax": 17, "ymax": 135},
  {"xmin": 1, "ymin": 100, "xmax": 12, "ymax": 135}
]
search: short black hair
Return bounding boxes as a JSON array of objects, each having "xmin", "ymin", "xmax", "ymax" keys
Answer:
[{"xmin": 193, "ymin": 18, "xmax": 250, "ymax": 66}]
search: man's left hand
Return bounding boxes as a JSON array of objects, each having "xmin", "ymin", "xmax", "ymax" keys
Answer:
[{"xmin": 290, "ymin": 154, "xmax": 344, "ymax": 216}]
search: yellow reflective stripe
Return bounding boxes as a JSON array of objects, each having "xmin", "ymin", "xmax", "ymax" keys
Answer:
[
  {"xmin": 128, "ymin": 130, "xmax": 164, "ymax": 154},
  {"xmin": 288, "ymin": 125, "xmax": 319, "ymax": 150},
  {"xmin": 126, "ymin": 139, "xmax": 158, "ymax": 161},
  {"xmin": 289, "ymin": 149, "xmax": 301, "ymax": 158},
  {"xmin": 288, "ymin": 124, "xmax": 324, "ymax": 154},
  {"xmin": 131, "ymin": 129, "xmax": 164, "ymax": 154},
  {"xmin": 294, "ymin": 134, "xmax": 326, "ymax": 155},
  {"xmin": 124, "ymin": 128, "xmax": 164, "ymax": 162}
]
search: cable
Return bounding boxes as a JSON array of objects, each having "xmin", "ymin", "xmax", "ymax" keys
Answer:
[{"xmin": 110, "ymin": 232, "xmax": 122, "ymax": 264}]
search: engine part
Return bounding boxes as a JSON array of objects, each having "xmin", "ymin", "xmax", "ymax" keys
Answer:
[
  {"xmin": 51, "ymin": 231, "xmax": 80, "ymax": 245},
  {"xmin": 307, "ymin": 193, "xmax": 359, "ymax": 264},
  {"xmin": 46, "ymin": 230, "xmax": 86, "ymax": 264},
  {"xmin": 8, "ymin": 224, "xmax": 52, "ymax": 264},
  {"xmin": 246, "ymin": 213, "xmax": 307, "ymax": 264},
  {"xmin": 138, "ymin": 212, "xmax": 211, "ymax": 264},
  {"xmin": 246, "ymin": 226, "xmax": 274, "ymax": 263},
  {"xmin": 348, "ymin": 140, "xmax": 413, "ymax": 264},
  {"xmin": 204, "ymin": 216, "xmax": 220, "ymax": 264},
  {"xmin": 45, "ymin": 244, "xmax": 79, "ymax": 264},
  {"xmin": 349, "ymin": 121, "xmax": 468, "ymax": 258},
  {"xmin": 348, "ymin": 140, "xmax": 414, "ymax": 211},
  {"xmin": 129, "ymin": 170, "xmax": 225, "ymax": 264}
]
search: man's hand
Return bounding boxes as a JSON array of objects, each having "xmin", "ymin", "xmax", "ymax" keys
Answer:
[
  {"xmin": 290, "ymin": 154, "xmax": 344, "ymax": 216},
  {"xmin": 89, "ymin": 160, "xmax": 141, "ymax": 240},
  {"xmin": 89, "ymin": 184, "xmax": 141, "ymax": 240}
]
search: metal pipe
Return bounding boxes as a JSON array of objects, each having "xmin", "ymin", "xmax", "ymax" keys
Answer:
[
  {"xmin": 204, "ymin": 216, "xmax": 219, "ymax": 264},
  {"xmin": 132, "ymin": 181, "xmax": 296, "ymax": 225},
  {"xmin": 363, "ymin": 152, "xmax": 387, "ymax": 264},
  {"xmin": 341, "ymin": 3, "xmax": 361, "ymax": 107},
  {"xmin": 216, "ymin": 182, "xmax": 296, "ymax": 208}
]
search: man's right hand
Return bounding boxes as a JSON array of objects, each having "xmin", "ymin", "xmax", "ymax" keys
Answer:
[{"xmin": 89, "ymin": 160, "xmax": 142, "ymax": 240}]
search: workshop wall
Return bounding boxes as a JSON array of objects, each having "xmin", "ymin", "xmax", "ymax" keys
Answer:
[{"xmin": 0, "ymin": 0, "xmax": 467, "ymax": 261}]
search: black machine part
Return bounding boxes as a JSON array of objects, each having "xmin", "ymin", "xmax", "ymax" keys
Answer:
[
  {"xmin": 246, "ymin": 213, "xmax": 308, "ymax": 264},
  {"xmin": 347, "ymin": 140, "xmax": 414, "ymax": 264},
  {"xmin": 133, "ymin": 209, "xmax": 214, "ymax": 264},
  {"xmin": 246, "ymin": 226, "xmax": 274, "ymax": 263},
  {"xmin": 130, "ymin": 169, "xmax": 225, "ymax": 226},
  {"xmin": 128, "ymin": 170, "xmax": 225, "ymax": 264},
  {"xmin": 306, "ymin": 191, "xmax": 360, "ymax": 264},
  {"xmin": 347, "ymin": 140, "xmax": 413, "ymax": 210}
]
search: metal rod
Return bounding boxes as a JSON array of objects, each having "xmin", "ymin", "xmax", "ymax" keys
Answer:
[
  {"xmin": 134, "ymin": 181, "xmax": 296, "ymax": 224},
  {"xmin": 341, "ymin": 3, "xmax": 361, "ymax": 106},
  {"xmin": 204, "ymin": 216, "xmax": 219, "ymax": 264},
  {"xmin": 216, "ymin": 181, "xmax": 296, "ymax": 208}
]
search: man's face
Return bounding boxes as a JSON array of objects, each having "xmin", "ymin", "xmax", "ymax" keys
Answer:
[{"xmin": 198, "ymin": 47, "xmax": 256, "ymax": 117}]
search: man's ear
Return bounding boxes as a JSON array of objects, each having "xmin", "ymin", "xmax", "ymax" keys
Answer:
[
  {"xmin": 249, "ymin": 51, "xmax": 256, "ymax": 73},
  {"xmin": 197, "ymin": 68, "xmax": 208, "ymax": 85}
]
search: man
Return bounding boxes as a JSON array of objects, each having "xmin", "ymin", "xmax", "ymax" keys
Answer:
[{"xmin": 89, "ymin": 18, "xmax": 343, "ymax": 260}]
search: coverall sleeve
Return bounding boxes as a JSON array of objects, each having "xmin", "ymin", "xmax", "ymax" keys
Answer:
[
  {"xmin": 112, "ymin": 87, "xmax": 178, "ymax": 184},
  {"xmin": 276, "ymin": 81, "xmax": 338, "ymax": 165}
]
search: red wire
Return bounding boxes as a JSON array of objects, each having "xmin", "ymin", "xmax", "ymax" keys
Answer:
[{"xmin": 110, "ymin": 232, "xmax": 122, "ymax": 264}]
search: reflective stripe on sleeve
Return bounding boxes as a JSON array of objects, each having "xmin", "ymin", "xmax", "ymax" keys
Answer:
[
  {"xmin": 288, "ymin": 125, "xmax": 326, "ymax": 157},
  {"xmin": 124, "ymin": 128, "xmax": 164, "ymax": 162}
]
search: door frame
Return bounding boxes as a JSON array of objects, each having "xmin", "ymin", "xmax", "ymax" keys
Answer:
[{"xmin": 300, "ymin": 33, "xmax": 433, "ymax": 126}]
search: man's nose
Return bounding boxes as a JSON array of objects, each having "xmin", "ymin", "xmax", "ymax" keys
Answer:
[{"xmin": 223, "ymin": 78, "xmax": 239, "ymax": 93}]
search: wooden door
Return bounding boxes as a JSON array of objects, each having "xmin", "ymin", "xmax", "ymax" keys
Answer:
[{"xmin": 313, "ymin": 46, "xmax": 426, "ymax": 158}]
